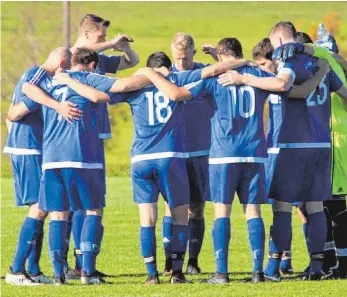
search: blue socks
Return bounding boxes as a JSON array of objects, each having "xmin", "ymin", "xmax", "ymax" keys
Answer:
[
  {"xmin": 247, "ymin": 218, "xmax": 265, "ymax": 272},
  {"xmin": 80, "ymin": 215, "xmax": 102, "ymax": 275},
  {"xmin": 140, "ymin": 226, "xmax": 157, "ymax": 276},
  {"xmin": 162, "ymin": 216, "xmax": 173, "ymax": 261},
  {"xmin": 188, "ymin": 218, "xmax": 205, "ymax": 261},
  {"xmin": 171, "ymin": 224, "xmax": 189, "ymax": 273},
  {"xmin": 11, "ymin": 217, "xmax": 41, "ymax": 274},
  {"xmin": 48, "ymin": 220, "xmax": 68, "ymax": 279},
  {"xmin": 27, "ymin": 220, "xmax": 44, "ymax": 275},
  {"xmin": 212, "ymin": 218, "xmax": 231, "ymax": 274},
  {"xmin": 308, "ymin": 212, "xmax": 327, "ymax": 274},
  {"xmin": 265, "ymin": 212, "xmax": 292, "ymax": 277},
  {"xmin": 63, "ymin": 219, "xmax": 72, "ymax": 269},
  {"xmin": 72, "ymin": 210, "xmax": 84, "ymax": 270}
]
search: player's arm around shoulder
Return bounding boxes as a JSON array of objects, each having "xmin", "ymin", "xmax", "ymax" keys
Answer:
[
  {"xmin": 134, "ymin": 67, "xmax": 193, "ymax": 101},
  {"xmin": 289, "ymin": 59, "xmax": 331, "ymax": 99},
  {"xmin": 54, "ymin": 72, "xmax": 110, "ymax": 103}
]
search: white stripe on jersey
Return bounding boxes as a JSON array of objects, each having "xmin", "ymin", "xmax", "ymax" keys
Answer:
[
  {"xmin": 3, "ymin": 147, "xmax": 42, "ymax": 155},
  {"xmin": 29, "ymin": 67, "xmax": 45, "ymax": 85},
  {"xmin": 267, "ymin": 147, "xmax": 280, "ymax": 154},
  {"xmin": 42, "ymin": 162, "xmax": 103, "ymax": 171},
  {"xmin": 189, "ymin": 150, "xmax": 209, "ymax": 157},
  {"xmin": 278, "ymin": 142, "xmax": 331, "ymax": 149},
  {"xmin": 209, "ymin": 156, "xmax": 267, "ymax": 164},
  {"xmin": 98, "ymin": 133, "xmax": 112, "ymax": 140},
  {"xmin": 184, "ymin": 80, "xmax": 203, "ymax": 90},
  {"xmin": 131, "ymin": 152, "xmax": 189, "ymax": 164}
]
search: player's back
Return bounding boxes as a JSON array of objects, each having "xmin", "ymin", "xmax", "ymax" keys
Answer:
[
  {"xmin": 110, "ymin": 69, "xmax": 203, "ymax": 163},
  {"xmin": 277, "ymin": 53, "xmax": 342, "ymax": 147},
  {"xmin": 201, "ymin": 65, "xmax": 272, "ymax": 160},
  {"xmin": 172, "ymin": 62, "xmax": 215, "ymax": 155},
  {"xmin": 39, "ymin": 71, "xmax": 106, "ymax": 169},
  {"xmin": 4, "ymin": 67, "xmax": 46, "ymax": 154}
]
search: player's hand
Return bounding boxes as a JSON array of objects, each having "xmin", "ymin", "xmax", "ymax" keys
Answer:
[
  {"xmin": 111, "ymin": 34, "xmax": 134, "ymax": 52},
  {"xmin": 133, "ymin": 67, "xmax": 151, "ymax": 76},
  {"xmin": 202, "ymin": 44, "xmax": 217, "ymax": 56},
  {"xmin": 317, "ymin": 58, "xmax": 330, "ymax": 74},
  {"xmin": 57, "ymin": 101, "xmax": 83, "ymax": 124},
  {"xmin": 272, "ymin": 43, "xmax": 304, "ymax": 61},
  {"xmin": 246, "ymin": 60, "xmax": 258, "ymax": 67},
  {"xmin": 217, "ymin": 70, "xmax": 243, "ymax": 86},
  {"xmin": 53, "ymin": 72, "xmax": 72, "ymax": 85}
]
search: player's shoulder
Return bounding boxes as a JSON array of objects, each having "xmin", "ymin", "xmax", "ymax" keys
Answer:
[
  {"xmin": 240, "ymin": 65, "xmax": 275, "ymax": 78},
  {"xmin": 22, "ymin": 66, "xmax": 46, "ymax": 83}
]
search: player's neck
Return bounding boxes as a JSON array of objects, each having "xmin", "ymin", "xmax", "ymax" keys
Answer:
[{"xmin": 70, "ymin": 65, "xmax": 88, "ymax": 72}]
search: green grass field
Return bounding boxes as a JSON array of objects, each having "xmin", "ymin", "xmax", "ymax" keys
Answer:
[{"xmin": 1, "ymin": 177, "xmax": 346, "ymax": 297}]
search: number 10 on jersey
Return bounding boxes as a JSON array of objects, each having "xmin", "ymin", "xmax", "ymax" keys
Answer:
[{"xmin": 146, "ymin": 92, "xmax": 172, "ymax": 125}]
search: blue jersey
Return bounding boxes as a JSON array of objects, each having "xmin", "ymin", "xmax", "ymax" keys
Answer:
[
  {"xmin": 38, "ymin": 71, "xmax": 116, "ymax": 170},
  {"xmin": 190, "ymin": 66, "xmax": 274, "ymax": 163},
  {"xmin": 95, "ymin": 53, "xmax": 122, "ymax": 140},
  {"xmin": 172, "ymin": 63, "xmax": 215, "ymax": 156},
  {"xmin": 109, "ymin": 69, "xmax": 203, "ymax": 164},
  {"xmin": 267, "ymin": 93, "xmax": 283, "ymax": 150},
  {"xmin": 4, "ymin": 66, "xmax": 46, "ymax": 155},
  {"xmin": 277, "ymin": 53, "xmax": 343, "ymax": 148}
]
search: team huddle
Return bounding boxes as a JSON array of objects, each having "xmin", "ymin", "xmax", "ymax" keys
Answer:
[{"xmin": 4, "ymin": 13, "xmax": 347, "ymax": 286}]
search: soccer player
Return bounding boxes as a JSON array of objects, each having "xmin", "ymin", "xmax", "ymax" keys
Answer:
[
  {"xmin": 66, "ymin": 13, "xmax": 140, "ymax": 279},
  {"xmin": 139, "ymin": 38, "xmax": 286, "ymax": 284},
  {"xmin": 22, "ymin": 48, "xmax": 148, "ymax": 285},
  {"xmin": 218, "ymin": 21, "xmax": 347, "ymax": 280},
  {"xmin": 160, "ymin": 32, "xmax": 214, "ymax": 276},
  {"xmin": 251, "ymin": 37, "xmax": 331, "ymax": 276},
  {"xmin": 274, "ymin": 31, "xmax": 347, "ymax": 279},
  {"xmin": 4, "ymin": 48, "xmax": 78, "ymax": 286},
  {"xmin": 78, "ymin": 51, "xmax": 247, "ymax": 285}
]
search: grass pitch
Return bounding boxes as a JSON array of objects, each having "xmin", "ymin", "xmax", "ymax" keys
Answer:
[{"xmin": 1, "ymin": 177, "xmax": 346, "ymax": 297}]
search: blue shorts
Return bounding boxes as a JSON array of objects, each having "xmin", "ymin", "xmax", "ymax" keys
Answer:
[
  {"xmin": 209, "ymin": 163, "xmax": 267, "ymax": 205},
  {"xmin": 265, "ymin": 151, "xmax": 279, "ymax": 195},
  {"xmin": 131, "ymin": 158, "xmax": 190, "ymax": 208},
  {"xmin": 10, "ymin": 154, "xmax": 42, "ymax": 206},
  {"xmin": 39, "ymin": 168, "xmax": 105, "ymax": 212},
  {"xmin": 269, "ymin": 148, "xmax": 331, "ymax": 202},
  {"xmin": 186, "ymin": 156, "xmax": 209, "ymax": 204}
]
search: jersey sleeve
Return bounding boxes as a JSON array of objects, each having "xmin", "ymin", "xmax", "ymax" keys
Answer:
[
  {"xmin": 21, "ymin": 67, "xmax": 48, "ymax": 111},
  {"xmin": 86, "ymin": 73, "xmax": 117, "ymax": 93},
  {"xmin": 108, "ymin": 92, "xmax": 131, "ymax": 105},
  {"xmin": 175, "ymin": 69, "xmax": 203, "ymax": 86},
  {"xmin": 328, "ymin": 70, "xmax": 344, "ymax": 92},
  {"xmin": 98, "ymin": 54, "xmax": 121, "ymax": 74},
  {"xmin": 184, "ymin": 77, "xmax": 215, "ymax": 99},
  {"xmin": 277, "ymin": 61, "xmax": 296, "ymax": 81}
]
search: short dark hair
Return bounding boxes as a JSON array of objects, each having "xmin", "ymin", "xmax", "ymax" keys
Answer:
[
  {"xmin": 252, "ymin": 38, "xmax": 274, "ymax": 60},
  {"xmin": 146, "ymin": 51, "xmax": 172, "ymax": 69},
  {"xmin": 72, "ymin": 48, "xmax": 99, "ymax": 69},
  {"xmin": 216, "ymin": 38, "xmax": 243, "ymax": 58},
  {"xmin": 79, "ymin": 14, "xmax": 110, "ymax": 35},
  {"xmin": 270, "ymin": 21, "xmax": 297, "ymax": 39},
  {"xmin": 295, "ymin": 32, "xmax": 313, "ymax": 44}
]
